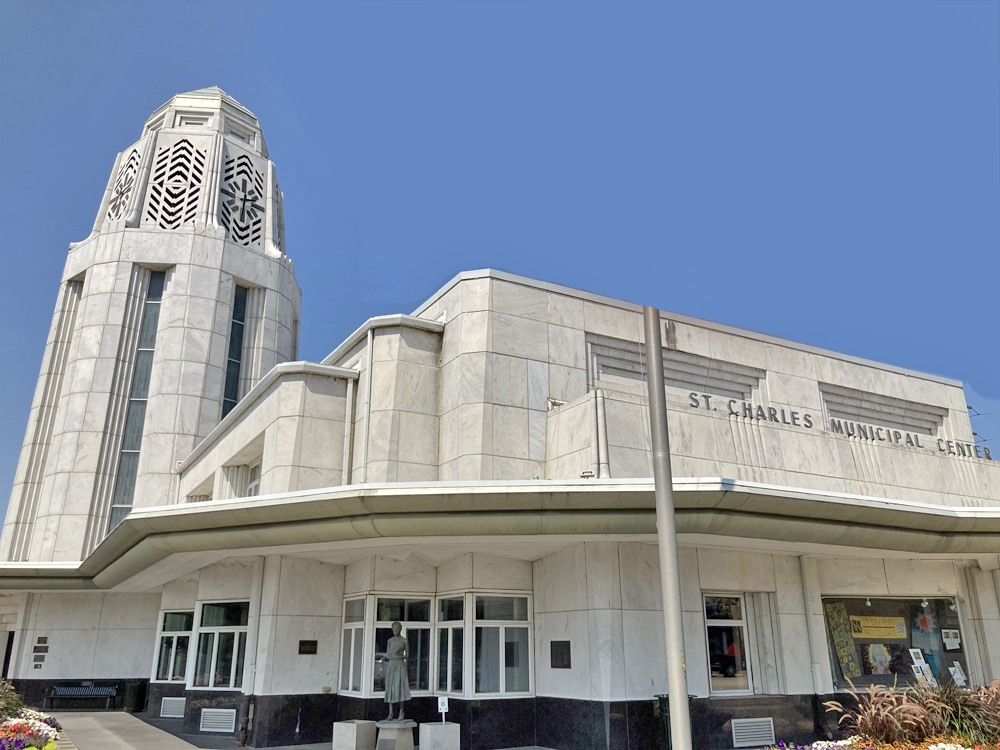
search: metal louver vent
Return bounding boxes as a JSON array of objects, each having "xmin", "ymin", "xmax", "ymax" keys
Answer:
[
  {"xmin": 200, "ymin": 708, "xmax": 237, "ymax": 733},
  {"xmin": 731, "ymin": 717, "xmax": 775, "ymax": 748},
  {"xmin": 159, "ymin": 697, "xmax": 185, "ymax": 719}
]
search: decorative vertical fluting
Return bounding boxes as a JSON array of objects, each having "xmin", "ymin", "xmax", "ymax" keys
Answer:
[{"xmin": 4, "ymin": 280, "xmax": 83, "ymax": 561}]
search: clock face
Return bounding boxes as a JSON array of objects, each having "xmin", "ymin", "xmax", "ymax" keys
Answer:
[
  {"xmin": 220, "ymin": 153, "xmax": 264, "ymax": 246},
  {"xmin": 108, "ymin": 149, "xmax": 140, "ymax": 221}
]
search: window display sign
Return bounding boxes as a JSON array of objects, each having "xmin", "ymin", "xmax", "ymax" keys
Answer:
[{"xmin": 849, "ymin": 616, "xmax": 907, "ymax": 639}]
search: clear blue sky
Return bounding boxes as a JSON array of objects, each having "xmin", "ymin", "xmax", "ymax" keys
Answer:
[{"xmin": 1, "ymin": 0, "xmax": 998, "ymax": 503}]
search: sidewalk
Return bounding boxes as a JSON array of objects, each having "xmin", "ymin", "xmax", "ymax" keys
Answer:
[{"xmin": 52, "ymin": 710, "xmax": 558, "ymax": 750}]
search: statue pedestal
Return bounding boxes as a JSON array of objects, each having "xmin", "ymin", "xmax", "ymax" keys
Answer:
[
  {"xmin": 333, "ymin": 719, "xmax": 376, "ymax": 750},
  {"xmin": 418, "ymin": 722, "xmax": 460, "ymax": 750},
  {"xmin": 374, "ymin": 719, "xmax": 416, "ymax": 750}
]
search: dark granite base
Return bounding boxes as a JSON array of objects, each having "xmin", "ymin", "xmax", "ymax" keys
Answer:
[
  {"xmin": 13, "ymin": 679, "xmax": 844, "ymax": 749},
  {"xmin": 10, "ymin": 678, "xmax": 145, "ymax": 712}
]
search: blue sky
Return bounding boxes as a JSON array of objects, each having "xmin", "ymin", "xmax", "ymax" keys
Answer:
[{"xmin": 0, "ymin": 0, "xmax": 997, "ymax": 501}]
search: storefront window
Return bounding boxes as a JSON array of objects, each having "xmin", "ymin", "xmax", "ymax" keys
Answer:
[
  {"xmin": 704, "ymin": 595, "xmax": 751, "ymax": 694},
  {"xmin": 823, "ymin": 597, "xmax": 969, "ymax": 688}
]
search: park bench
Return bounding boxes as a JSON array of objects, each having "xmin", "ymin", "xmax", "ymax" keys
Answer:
[{"xmin": 43, "ymin": 684, "xmax": 117, "ymax": 710}]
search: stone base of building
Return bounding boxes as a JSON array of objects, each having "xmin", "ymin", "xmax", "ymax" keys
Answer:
[{"xmin": 7, "ymin": 682, "xmax": 836, "ymax": 750}]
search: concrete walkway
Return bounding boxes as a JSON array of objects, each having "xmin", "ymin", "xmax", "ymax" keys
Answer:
[
  {"xmin": 52, "ymin": 711, "xmax": 557, "ymax": 750},
  {"xmin": 53, "ymin": 713, "xmax": 202, "ymax": 750}
]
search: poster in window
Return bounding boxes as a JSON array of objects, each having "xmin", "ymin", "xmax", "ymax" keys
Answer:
[
  {"xmin": 862, "ymin": 643, "xmax": 907, "ymax": 675},
  {"xmin": 849, "ymin": 616, "xmax": 907, "ymax": 640},
  {"xmin": 825, "ymin": 602, "xmax": 861, "ymax": 679}
]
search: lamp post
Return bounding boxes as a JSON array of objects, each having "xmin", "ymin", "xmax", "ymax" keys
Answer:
[{"xmin": 643, "ymin": 306, "xmax": 692, "ymax": 750}]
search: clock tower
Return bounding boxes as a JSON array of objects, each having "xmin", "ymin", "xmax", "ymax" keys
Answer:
[{"xmin": 1, "ymin": 88, "xmax": 301, "ymax": 562}]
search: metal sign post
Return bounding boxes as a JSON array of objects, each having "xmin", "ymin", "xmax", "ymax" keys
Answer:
[
  {"xmin": 643, "ymin": 306, "xmax": 693, "ymax": 750},
  {"xmin": 438, "ymin": 695, "xmax": 448, "ymax": 725}
]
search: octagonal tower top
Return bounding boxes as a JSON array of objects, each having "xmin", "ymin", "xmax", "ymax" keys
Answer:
[{"xmin": 142, "ymin": 86, "xmax": 268, "ymax": 158}]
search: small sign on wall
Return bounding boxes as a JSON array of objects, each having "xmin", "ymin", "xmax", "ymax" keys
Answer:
[{"xmin": 298, "ymin": 640, "xmax": 318, "ymax": 655}]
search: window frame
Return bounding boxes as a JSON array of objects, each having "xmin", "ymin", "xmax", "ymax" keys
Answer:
[
  {"xmin": 150, "ymin": 610, "xmax": 194, "ymax": 683},
  {"xmin": 245, "ymin": 462, "xmax": 261, "ymax": 497},
  {"xmin": 339, "ymin": 597, "xmax": 367, "ymax": 695},
  {"xmin": 372, "ymin": 595, "xmax": 433, "ymax": 697},
  {"xmin": 703, "ymin": 593, "xmax": 753, "ymax": 696},
  {"xmin": 189, "ymin": 600, "xmax": 250, "ymax": 691},
  {"xmin": 337, "ymin": 592, "xmax": 534, "ymax": 700},
  {"xmin": 436, "ymin": 596, "xmax": 465, "ymax": 695},
  {"xmin": 472, "ymin": 593, "xmax": 532, "ymax": 698}
]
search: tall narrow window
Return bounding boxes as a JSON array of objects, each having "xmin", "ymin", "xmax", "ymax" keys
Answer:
[
  {"xmin": 108, "ymin": 270, "xmax": 165, "ymax": 532},
  {"xmin": 705, "ymin": 595, "xmax": 751, "ymax": 694},
  {"xmin": 474, "ymin": 595, "xmax": 530, "ymax": 695},
  {"xmin": 222, "ymin": 285, "xmax": 248, "ymax": 418},
  {"xmin": 340, "ymin": 598, "xmax": 366, "ymax": 693},
  {"xmin": 154, "ymin": 611, "xmax": 193, "ymax": 682},
  {"xmin": 437, "ymin": 597, "xmax": 464, "ymax": 694},
  {"xmin": 374, "ymin": 598, "xmax": 431, "ymax": 694}
]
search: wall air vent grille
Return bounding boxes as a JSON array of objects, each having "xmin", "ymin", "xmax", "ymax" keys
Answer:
[
  {"xmin": 731, "ymin": 718, "xmax": 775, "ymax": 748},
  {"xmin": 145, "ymin": 139, "xmax": 206, "ymax": 230},
  {"xmin": 220, "ymin": 154, "xmax": 264, "ymax": 247},
  {"xmin": 200, "ymin": 708, "xmax": 236, "ymax": 733},
  {"xmin": 160, "ymin": 697, "xmax": 186, "ymax": 719},
  {"xmin": 820, "ymin": 383, "xmax": 947, "ymax": 436},
  {"xmin": 587, "ymin": 333, "xmax": 764, "ymax": 401},
  {"xmin": 108, "ymin": 150, "xmax": 140, "ymax": 221}
]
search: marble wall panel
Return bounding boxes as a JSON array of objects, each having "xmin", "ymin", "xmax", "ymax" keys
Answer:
[
  {"xmin": 585, "ymin": 543, "xmax": 622, "ymax": 610},
  {"xmin": 492, "ymin": 280, "xmax": 548, "ymax": 322},
  {"xmin": 262, "ymin": 614, "xmax": 342, "ymax": 695},
  {"xmin": 609, "ymin": 447, "xmax": 653, "ymax": 479},
  {"xmin": 91, "ymin": 628, "xmax": 158, "ymax": 677},
  {"xmin": 619, "ymin": 543, "xmax": 662, "ymax": 612},
  {"xmin": 548, "ymin": 324, "xmax": 586, "ymax": 371},
  {"xmin": 491, "ymin": 355, "xmax": 528, "ymax": 408},
  {"xmin": 776, "ymin": 612, "xmax": 813, "ymax": 694},
  {"xmin": 35, "ymin": 593, "xmax": 104, "ymax": 630},
  {"xmin": 582, "ymin": 302, "xmax": 641, "ymax": 341},
  {"xmin": 682, "ymin": 609, "xmax": 711, "ymax": 698},
  {"xmin": 698, "ymin": 549, "xmax": 776, "ymax": 593},
  {"xmin": 473, "ymin": 553, "xmax": 532, "ymax": 591},
  {"xmin": 25, "ymin": 630, "xmax": 100, "ymax": 678},
  {"xmin": 373, "ymin": 556, "xmax": 436, "ymax": 593},
  {"xmin": 492, "ymin": 313, "xmax": 548, "ymax": 361},
  {"xmin": 345, "ymin": 558, "xmax": 374, "ymax": 594},
  {"xmin": 884, "ymin": 559, "xmax": 958, "ymax": 596},
  {"xmin": 437, "ymin": 553, "xmax": 472, "ymax": 593},
  {"xmin": 460, "ymin": 277, "xmax": 491, "ymax": 312},
  {"xmin": 198, "ymin": 562, "xmax": 254, "ymax": 601},
  {"xmin": 622, "ymin": 609, "xmax": 668, "ymax": 700},
  {"xmin": 276, "ymin": 558, "xmax": 344, "ymax": 616},
  {"xmin": 534, "ymin": 545, "xmax": 588, "ymax": 614},
  {"xmin": 549, "ymin": 363, "xmax": 587, "ymax": 404},
  {"xmin": 816, "ymin": 558, "xmax": 889, "ymax": 595},
  {"xmin": 534, "ymin": 610, "xmax": 592, "ymax": 700},
  {"xmin": 587, "ymin": 609, "xmax": 627, "ymax": 702},
  {"xmin": 547, "ymin": 292, "xmax": 584, "ymax": 328},
  {"xmin": 396, "ymin": 411, "xmax": 439, "ymax": 467},
  {"xmin": 99, "ymin": 593, "xmax": 160, "ymax": 629},
  {"xmin": 773, "ymin": 555, "xmax": 806, "ymax": 615},
  {"xmin": 160, "ymin": 581, "xmax": 199, "ymax": 610},
  {"xmin": 492, "ymin": 405, "xmax": 529, "ymax": 460},
  {"xmin": 491, "ymin": 456, "xmax": 543, "ymax": 480}
]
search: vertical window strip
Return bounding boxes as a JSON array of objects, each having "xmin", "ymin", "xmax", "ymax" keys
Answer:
[
  {"xmin": 222, "ymin": 285, "xmax": 248, "ymax": 418},
  {"xmin": 107, "ymin": 270, "xmax": 165, "ymax": 532},
  {"xmin": 238, "ymin": 287, "xmax": 264, "ymax": 399}
]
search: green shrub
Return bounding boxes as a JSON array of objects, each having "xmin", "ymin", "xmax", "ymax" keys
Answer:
[
  {"xmin": 0, "ymin": 681, "xmax": 23, "ymax": 721},
  {"xmin": 917, "ymin": 680, "xmax": 1000, "ymax": 746}
]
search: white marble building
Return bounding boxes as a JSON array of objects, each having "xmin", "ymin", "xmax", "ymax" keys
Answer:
[{"xmin": 1, "ymin": 90, "xmax": 999, "ymax": 750}]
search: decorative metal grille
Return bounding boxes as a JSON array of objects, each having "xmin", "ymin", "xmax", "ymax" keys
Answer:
[
  {"xmin": 108, "ymin": 150, "xmax": 140, "ymax": 220},
  {"xmin": 220, "ymin": 154, "xmax": 264, "ymax": 247},
  {"xmin": 145, "ymin": 139, "xmax": 206, "ymax": 229}
]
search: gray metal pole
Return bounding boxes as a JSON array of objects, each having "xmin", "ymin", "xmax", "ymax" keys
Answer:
[{"xmin": 643, "ymin": 306, "xmax": 693, "ymax": 750}]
